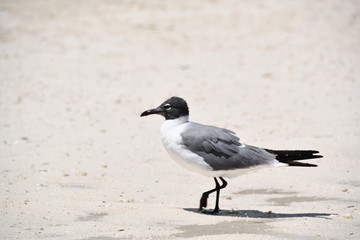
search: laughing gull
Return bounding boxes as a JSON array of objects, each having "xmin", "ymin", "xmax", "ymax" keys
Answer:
[{"xmin": 140, "ymin": 96, "xmax": 322, "ymax": 213}]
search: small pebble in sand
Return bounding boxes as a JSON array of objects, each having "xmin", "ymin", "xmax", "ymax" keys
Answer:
[{"xmin": 78, "ymin": 171, "xmax": 87, "ymax": 176}]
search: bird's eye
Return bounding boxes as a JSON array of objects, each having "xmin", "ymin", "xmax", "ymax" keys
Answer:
[{"xmin": 164, "ymin": 104, "xmax": 171, "ymax": 110}]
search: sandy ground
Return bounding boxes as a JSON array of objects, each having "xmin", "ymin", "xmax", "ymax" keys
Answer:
[{"xmin": 1, "ymin": 0, "xmax": 360, "ymax": 239}]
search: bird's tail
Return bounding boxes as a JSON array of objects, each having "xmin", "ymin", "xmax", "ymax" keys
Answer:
[{"xmin": 264, "ymin": 149, "xmax": 322, "ymax": 167}]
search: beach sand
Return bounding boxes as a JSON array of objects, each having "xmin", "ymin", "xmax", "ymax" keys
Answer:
[{"xmin": 1, "ymin": 0, "xmax": 360, "ymax": 239}]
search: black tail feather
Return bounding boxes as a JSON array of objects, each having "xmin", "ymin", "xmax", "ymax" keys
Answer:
[{"xmin": 265, "ymin": 149, "xmax": 322, "ymax": 167}]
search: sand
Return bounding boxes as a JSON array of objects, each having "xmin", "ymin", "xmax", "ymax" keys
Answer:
[{"xmin": 1, "ymin": 0, "xmax": 360, "ymax": 239}]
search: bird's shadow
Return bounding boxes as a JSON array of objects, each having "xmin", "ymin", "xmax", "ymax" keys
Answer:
[{"xmin": 184, "ymin": 208, "xmax": 334, "ymax": 219}]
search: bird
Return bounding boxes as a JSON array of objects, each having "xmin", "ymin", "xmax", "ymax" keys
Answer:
[{"xmin": 140, "ymin": 96, "xmax": 322, "ymax": 214}]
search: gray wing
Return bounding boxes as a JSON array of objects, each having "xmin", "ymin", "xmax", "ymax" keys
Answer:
[{"xmin": 181, "ymin": 123, "xmax": 276, "ymax": 170}]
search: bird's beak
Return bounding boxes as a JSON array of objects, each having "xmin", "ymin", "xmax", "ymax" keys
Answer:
[{"xmin": 140, "ymin": 107, "xmax": 163, "ymax": 117}]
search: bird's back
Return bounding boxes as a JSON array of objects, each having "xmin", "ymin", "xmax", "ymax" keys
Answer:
[{"xmin": 180, "ymin": 122, "xmax": 280, "ymax": 171}]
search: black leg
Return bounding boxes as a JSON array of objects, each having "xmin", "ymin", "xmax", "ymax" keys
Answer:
[
  {"xmin": 213, "ymin": 177, "xmax": 227, "ymax": 213},
  {"xmin": 199, "ymin": 177, "xmax": 228, "ymax": 213},
  {"xmin": 199, "ymin": 178, "xmax": 219, "ymax": 211}
]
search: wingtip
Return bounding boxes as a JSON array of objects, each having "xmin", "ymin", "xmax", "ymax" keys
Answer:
[{"xmin": 287, "ymin": 162, "xmax": 318, "ymax": 167}]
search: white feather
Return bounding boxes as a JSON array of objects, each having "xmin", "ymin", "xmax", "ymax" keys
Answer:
[
  {"xmin": 160, "ymin": 116, "xmax": 214, "ymax": 176},
  {"xmin": 160, "ymin": 116, "xmax": 285, "ymax": 178}
]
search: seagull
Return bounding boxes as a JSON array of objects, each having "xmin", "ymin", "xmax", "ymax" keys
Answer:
[{"xmin": 140, "ymin": 96, "xmax": 322, "ymax": 213}]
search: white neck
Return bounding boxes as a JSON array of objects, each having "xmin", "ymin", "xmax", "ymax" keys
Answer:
[
  {"xmin": 161, "ymin": 115, "xmax": 189, "ymax": 133},
  {"xmin": 169, "ymin": 115, "xmax": 189, "ymax": 124}
]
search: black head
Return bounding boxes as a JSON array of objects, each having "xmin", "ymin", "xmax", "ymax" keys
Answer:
[{"xmin": 140, "ymin": 96, "xmax": 189, "ymax": 120}]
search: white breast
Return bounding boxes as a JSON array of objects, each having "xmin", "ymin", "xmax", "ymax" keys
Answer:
[
  {"xmin": 160, "ymin": 117, "xmax": 214, "ymax": 176},
  {"xmin": 159, "ymin": 117, "xmax": 283, "ymax": 178}
]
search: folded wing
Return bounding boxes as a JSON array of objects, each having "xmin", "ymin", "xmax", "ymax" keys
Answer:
[{"xmin": 181, "ymin": 123, "xmax": 277, "ymax": 170}]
